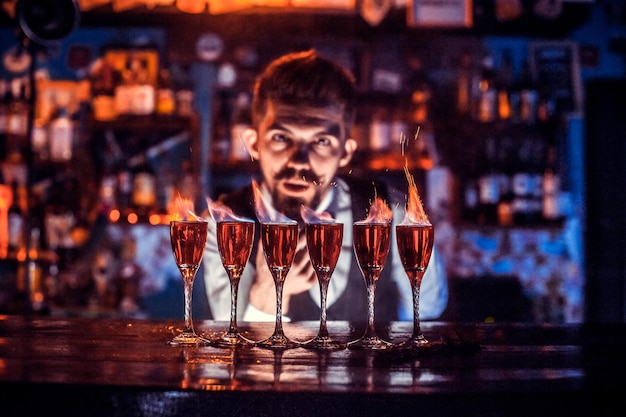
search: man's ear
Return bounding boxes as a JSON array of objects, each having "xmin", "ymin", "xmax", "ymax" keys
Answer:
[
  {"xmin": 240, "ymin": 127, "xmax": 260, "ymax": 160},
  {"xmin": 339, "ymin": 138, "xmax": 357, "ymax": 168}
]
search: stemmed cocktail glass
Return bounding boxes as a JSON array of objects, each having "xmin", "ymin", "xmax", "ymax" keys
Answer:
[
  {"xmin": 348, "ymin": 220, "xmax": 393, "ymax": 350},
  {"xmin": 301, "ymin": 221, "xmax": 345, "ymax": 350},
  {"xmin": 214, "ymin": 218, "xmax": 255, "ymax": 347},
  {"xmin": 255, "ymin": 221, "xmax": 299, "ymax": 349},
  {"xmin": 395, "ymin": 223, "xmax": 434, "ymax": 349},
  {"xmin": 169, "ymin": 218, "xmax": 210, "ymax": 346}
]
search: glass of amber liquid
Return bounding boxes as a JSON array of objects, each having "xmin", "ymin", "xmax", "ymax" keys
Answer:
[
  {"xmin": 395, "ymin": 223, "xmax": 434, "ymax": 349},
  {"xmin": 301, "ymin": 221, "xmax": 346, "ymax": 350},
  {"xmin": 169, "ymin": 219, "xmax": 209, "ymax": 346},
  {"xmin": 214, "ymin": 219, "xmax": 255, "ymax": 347},
  {"xmin": 255, "ymin": 221, "xmax": 299, "ymax": 349},
  {"xmin": 348, "ymin": 221, "xmax": 393, "ymax": 350}
]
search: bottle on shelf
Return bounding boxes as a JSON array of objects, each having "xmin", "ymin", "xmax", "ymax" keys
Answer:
[
  {"xmin": 114, "ymin": 57, "xmax": 133, "ymax": 117},
  {"xmin": 130, "ymin": 57, "xmax": 155, "ymax": 116},
  {"xmin": 8, "ymin": 180, "xmax": 25, "ymax": 253},
  {"xmin": 48, "ymin": 94, "xmax": 75, "ymax": 163},
  {"xmin": 0, "ymin": 79, "xmax": 8, "ymax": 160},
  {"xmin": 115, "ymin": 159, "xmax": 133, "ymax": 222},
  {"xmin": 477, "ymin": 136, "xmax": 501, "ymax": 225},
  {"xmin": 475, "ymin": 54, "xmax": 497, "ymax": 123},
  {"xmin": 516, "ymin": 59, "xmax": 538, "ymax": 125},
  {"xmin": 462, "ymin": 177, "xmax": 479, "ymax": 223},
  {"xmin": 496, "ymin": 50, "xmax": 514, "ymax": 121},
  {"xmin": 511, "ymin": 133, "xmax": 545, "ymax": 225},
  {"xmin": 456, "ymin": 53, "xmax": 474, "ymax": 116},
  {"xmin": 542, "ymin": 145, "xmax": 562, "ymax": 223},
  {"xmin": 156, "ymin": 67, "xmax": 176, "ymax": 117},
  {"xmin": 131, "ymin": 157, "xmax": 157, "ymax": 223},
  {"xmin": 7, "ymin": 78, "xmax": 29, "ymax": 155},
  {"xmin": 0, "ymin": 169, "xmax": 10, "ymax": 257},
  {"xmin": 26, "ymin": 227, "xmax": 47, "ymax": 315},
  {"xmin": 91, "ymin": 58, "xmax": 117, "ymax": 121}
]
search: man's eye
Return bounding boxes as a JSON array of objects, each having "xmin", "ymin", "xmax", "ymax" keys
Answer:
[
  {"xmin": 315, "ymin": 137, "xmax": 332, "ymax": 147},
  {"xmin": 271, "ymin": 133, "xmax": 289, "ymax": 143}
]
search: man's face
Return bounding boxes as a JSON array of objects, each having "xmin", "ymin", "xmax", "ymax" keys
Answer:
[{"xmin": 243, "ymin": 100, "xmax": 356, "ymax": 221}]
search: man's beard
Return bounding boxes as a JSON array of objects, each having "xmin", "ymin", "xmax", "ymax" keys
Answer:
[
  {"xmin": 272, "ymin": 192, "xmax": 324, "ymax": 225},
  {"xmin": 271, "ymin": 168, "xmax": 323, "ymax": 224}
]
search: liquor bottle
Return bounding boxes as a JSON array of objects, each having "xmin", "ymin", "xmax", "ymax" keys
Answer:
[
  {"xmin": 456, "ymin": 53, "xmax": 473, "ymax": 116},
  {"xmin": 131, "ymin": 57, "xmax": 155, "ymax": 116},
  {"xmin": 496, "ymin": 50, "xmax": 514, "ymax": 121},
  {"xmin": 477, "ymin": 137, "xmax": 501, "ymax": 225},
  {"xmin": 517, "ymin": 59, "xmax": 538, "ymax": 125},
  {"xmin": 7, "ymin": 78, "xmax": 29, "ymax": 154},
  {"xmin": 27, "ymin": 227, "xmax": 48, "ymax": 315},
  {"xmin": 462, "ymin": 178, "xmax": 479, "ymax": 223},
  {"xmin": 48, "ymin": 103, "xmax": 74, "ymax": 162},
  {"xmin": 475, "ymin": 54, "xmax": 497, "ymax": 123},
  {"xmin": 495, "ymin": 134, "xmax": 515, "ymax": 226},
  {"xmin": 0, "ymin": 79, "xmax": 8, "ymax": 160},
  {"xmin": 511, "ymin": 134, "xmax": 544, "ymax": 225},
  {"xmin": 91, "ymin": 59, "xmax": 117, "ymax": 121},
  {"xmin": 156, "ymin": 67, "xmax": 176, "ymax": 116},
  {"xmin": 114, "ymin": 58, "xmax": 133, "ymax": 117},
  {"xmin": 8, "ymin": 180, "xmax": 24, "ymax": 252},
  {"xmin": 131, "ymin": 157, "xmax": 157, "ymax": 223},
  {"xmin": 45, "ymin": 169, "xmax": 79, "ymax": 271},
  {"xmin": 542, "ymin": 146, "xmax": 562, "ymax": 223},
  {"xmin": 116, "ymin": 160, "xmax": 133, "ymax": 222},
  {"xmin": 0, "ymin": 169, "xmax": 10, "ymax": 256}
]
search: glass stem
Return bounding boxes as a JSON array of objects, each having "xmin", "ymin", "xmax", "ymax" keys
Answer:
[
  {"xmin": 411, "ymin": 276, "xmax": 423, "ymax": 339},
  {"xmin": 181, "ymin": 268, "xmax": 196, "ymax": 333},
  {"xmin": 364, "ymin": 273, "xmax": 378, "ymax": 339},
  {"xmin": 318, "ymin": 275, "xmax": 330, "ymax": 338},
  {"xmin": 228, "ymin": 273, "xmax": 240, "ymax": 334},
  {"xmin": 273, "ymin": 271, "xmax": 286, "ymax": 337}
]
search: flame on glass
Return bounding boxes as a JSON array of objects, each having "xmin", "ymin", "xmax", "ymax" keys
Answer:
[
  {"xmin": 401, "ymin": 165, "xmax": 431, "ymax": 226},
  {"xmin": 207, "ymin": 197, "xmax": 254, "ymax": 223},
  {"xmin": 172, "ymin": 195, "xmax": 201, "ymax": 220},
  {"xmin": 360, "ymin": 196, "xmax": 393, "ymax": 224},
  {"xmin": 300, "ymin": 205, "xmax": 335, "ymax": 224},
  {"xmin": 252, "ymin": 180, "xmax": 297, "ymax": 223}
]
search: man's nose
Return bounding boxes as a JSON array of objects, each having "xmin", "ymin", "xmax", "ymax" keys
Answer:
[{"xmin": 289, "ymin": 142, "xmax": 311, "ymax": 165}]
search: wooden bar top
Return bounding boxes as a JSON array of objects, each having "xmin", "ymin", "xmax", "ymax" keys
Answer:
[{"xmin": 1, "ymin": 316, "xmax": 624, "ymax": 416}]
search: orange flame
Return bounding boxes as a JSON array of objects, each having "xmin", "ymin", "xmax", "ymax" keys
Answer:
[
  {"xmin": 207, "ymin": 197, "xmax": 254, "ymax": 223},
  {"xmin": 360, "ymin": 196, "xmax": 393, "ymax": 224},
  {"xmin": 172, "ymin": 195, "xmax": 201, "ymax": 220},
  {"xmin": 300, "ymin": 205, "xmax": 335, "ymax": 224},
  {"xmin": 252, "ymin": 180, "xmax": 296, "ymax": 223},
  {"xmin": 402, "ymin": 165, "xmax": 431, "ymax": 226}
]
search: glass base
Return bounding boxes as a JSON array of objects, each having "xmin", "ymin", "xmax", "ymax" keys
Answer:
[
  {"xmin": 347, "ymin": 335, "xmax": 393, "ymax": 350},
  {"xmin": 394, "ymin": 335, "xmax": 430, "ymax": 350},
  {"xmin": 300, "ymin": 335, "xmax": 347, "ymax": 351},
  {"xmin": 168, "ymin": 330, "xmax": 211, "ymax": 346},
  {"xmin": 255, "ymin": 333, "xmax": 300, "ymax": 350},
  {"xmin": 212, "ymin": 331, "xmax": 255, "ymax": 348}
]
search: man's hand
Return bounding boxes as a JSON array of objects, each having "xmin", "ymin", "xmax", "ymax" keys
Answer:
[{"xmin": 248, "ymin": 234, "xmax": 316, "ymax": 315}]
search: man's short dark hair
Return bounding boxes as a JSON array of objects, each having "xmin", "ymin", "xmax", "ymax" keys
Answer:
[{"xmin": 251, "ymin": 50, "xmax": 357, "ymax": 135}]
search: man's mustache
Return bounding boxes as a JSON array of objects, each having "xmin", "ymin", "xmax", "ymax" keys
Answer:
[{"xmin": 274, "ymin": 167, "xmax": 322, "ymax": 184}]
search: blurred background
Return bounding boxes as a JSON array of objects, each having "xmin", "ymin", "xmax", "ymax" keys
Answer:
[{"xmin": 0, "ymin": 0, "xmax": 623, "ymax": 324}]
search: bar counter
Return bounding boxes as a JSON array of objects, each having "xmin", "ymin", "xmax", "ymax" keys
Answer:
[{"xmin": 2, "ymin": 316, "xmax": 624, "ymax": 416}]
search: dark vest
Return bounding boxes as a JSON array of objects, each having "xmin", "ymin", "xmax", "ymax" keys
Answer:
[{"xmin": 218, "ymin": 177, "xmax": 400, "ymax": 323}]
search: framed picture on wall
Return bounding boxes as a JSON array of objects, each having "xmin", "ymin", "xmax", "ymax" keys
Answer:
[{"xmin": 408, "ymin": 0, "xmax": 473, "ymax": 28}]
